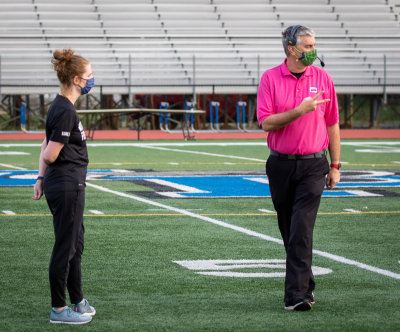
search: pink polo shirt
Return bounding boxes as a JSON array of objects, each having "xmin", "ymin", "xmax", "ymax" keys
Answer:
[{"xmin": 257, "ymin": 60, "xmax": 339, "ymax": 155}]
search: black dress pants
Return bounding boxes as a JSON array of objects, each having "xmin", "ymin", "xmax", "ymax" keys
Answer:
[
  {"xmin": 44, "ymin": 187, "xmax": 85, "ymax": 308},
  {"xmin": 266, "ymin": 154, "xmax": 330, "ymax": 304}
]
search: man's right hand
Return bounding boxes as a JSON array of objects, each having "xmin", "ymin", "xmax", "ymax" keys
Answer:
[
  {"xmin": 298, "ymin": 91, "xmax": 330, "ymax": 115},
  {"xmin": 261, "ymin": 91, "xmax": 331, "ymax": 131},
  {"xmin": 32, "ymin": 180, "xmax": 43, "ymax": 200}
]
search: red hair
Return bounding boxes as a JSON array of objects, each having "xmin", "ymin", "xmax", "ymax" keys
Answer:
[{"xmin": 51, "ymin": 49, "xmax": 89, "ymax": 86}]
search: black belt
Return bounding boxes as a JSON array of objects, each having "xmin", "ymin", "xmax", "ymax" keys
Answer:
[{"xmin": 270, "ymin": 150, "xmax": 325, "ymax": 160}]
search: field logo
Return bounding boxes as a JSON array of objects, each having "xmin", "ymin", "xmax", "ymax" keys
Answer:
[
  {"xmin": 1, "ymin": 170, "xmax": 400, "ymax": 198},
  {"xmin": 119, "ymin": 170, "xmax": 400, "ymax": 198}
]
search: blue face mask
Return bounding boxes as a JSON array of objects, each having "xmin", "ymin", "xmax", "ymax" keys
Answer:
[{"xmin": 80, "ymin": 77, "xmax": 94, "ymax": 95}]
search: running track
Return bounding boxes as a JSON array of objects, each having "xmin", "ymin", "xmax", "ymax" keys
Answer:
[{"xmin": 0, "ymin": 129, "xmax": 399, "ymax": 141}]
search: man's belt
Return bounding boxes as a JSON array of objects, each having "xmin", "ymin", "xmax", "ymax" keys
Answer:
[{"xmin": 270, "ymin": 150, "xmax": 325, "ymax": 160}]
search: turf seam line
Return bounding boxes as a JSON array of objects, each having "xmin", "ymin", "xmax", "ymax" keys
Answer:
[{"xmin": 86, "ymin": 182, "xmax": 400, "ymax": 281}]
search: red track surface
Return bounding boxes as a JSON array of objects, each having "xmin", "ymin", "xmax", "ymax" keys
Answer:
[{"xmin": 0, "ymin": 129, "xmax": 399, "ymax": 141}]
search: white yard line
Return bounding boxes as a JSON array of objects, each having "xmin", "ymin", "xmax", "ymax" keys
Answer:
[
  {"xmin": 0, "ymin": 163, "xmax": 27, "ymax": 170},
  {"xmin": 0, "ymin": 152, "xmax": 30, "ymax": 155},
  {"xmin": 86, "ymin": 182, "xmax": 400, "ymax": 280},
  {"xmin": 313, "ymin": 250, "xmax": 400, "ymax": 280},
  {"xmin": 0, "ymin": 144, "xmax": 42, "ymax": 147},
  {"xmin": 341, "ymin": 142, "xmax": 400, "ymax": 146},
  {"xmin": 355, "ymin": 149, "xmax": 400, "ymax": 153},
  {"xmin": 138, "ymin": 145, "xmax": 266, "ymax": 162}
]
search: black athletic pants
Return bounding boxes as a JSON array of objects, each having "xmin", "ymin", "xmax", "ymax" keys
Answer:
[
  {"xmin": 44, "ymin": 187, "xmax": 85, "ymax": 308},
  {"xmin": 266, "ymin": 154, "xmax": 330, "ymax": 304}
]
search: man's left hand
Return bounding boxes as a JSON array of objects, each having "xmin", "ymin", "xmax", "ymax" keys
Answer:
[{"xmin": 326, "ymin": 168, "xmax": 340, "ymax": 190}]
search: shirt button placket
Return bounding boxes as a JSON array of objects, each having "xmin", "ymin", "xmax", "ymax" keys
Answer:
[{"xmin": 296, "ymin": 81, "xmax": 301, "ymax": 103}]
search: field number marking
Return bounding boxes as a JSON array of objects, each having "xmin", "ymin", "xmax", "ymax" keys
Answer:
[{"xmin": 173, "ymin": 259, "xmax": 332, "ymax": 278}]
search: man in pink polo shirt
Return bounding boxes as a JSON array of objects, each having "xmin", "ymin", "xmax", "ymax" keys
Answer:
[{"xmin": 257, "ymin": 25, "xmax": 340, "ymax": 311}]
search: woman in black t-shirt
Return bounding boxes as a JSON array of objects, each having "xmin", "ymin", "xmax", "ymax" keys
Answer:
[{"xmin": 33, "ymin": 49, "xmax": 96, "ymax": 325}]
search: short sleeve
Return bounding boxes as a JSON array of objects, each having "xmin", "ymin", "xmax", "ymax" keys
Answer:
[
  {"xmin": 48, "ymin": 108, "xmax": 74, "ymax": 143},
  {"xmin": 257, "ymin": 71, "xmax": 274, "ymax": 127},
  {"xmin": 324, "ymin": 74, "xmax": 339, "ymax": 126}
]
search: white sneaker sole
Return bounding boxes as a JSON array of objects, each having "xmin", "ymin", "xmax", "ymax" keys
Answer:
[
  {"xmin": 50, "ymin": 317, "xmax": 92, "ymax": 325},
  {"xmin": 82, "ymin": 308, "xmax": 96, "ymax": 317},
  {"xmin": 284, "ymin": 301, "xmax": 312, "ymax": 311}
]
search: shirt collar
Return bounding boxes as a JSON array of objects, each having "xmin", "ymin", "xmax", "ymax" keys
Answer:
[{"xmin": 280, "ymin": 59, "xmax": 313, "ymax": 77}]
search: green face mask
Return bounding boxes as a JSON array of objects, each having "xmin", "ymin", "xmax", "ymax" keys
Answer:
[{"xmin": 294, "ymin": 47, "xmax": 317, "ymax": 66}]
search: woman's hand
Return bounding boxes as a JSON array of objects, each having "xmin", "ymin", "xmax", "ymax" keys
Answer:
[{"xmin": 32, "ymin": 180, "xmax": 43, "ymax": 200}]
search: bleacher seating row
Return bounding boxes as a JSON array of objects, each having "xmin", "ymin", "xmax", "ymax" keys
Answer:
[{"xmin": 0, "ymin": 0, "xmax": 399, "ymax": 95}]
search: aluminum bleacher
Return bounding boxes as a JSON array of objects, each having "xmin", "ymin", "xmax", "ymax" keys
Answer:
[{"xmin": 0, "ymin": 0, "xmax": 399, "ymax": 95}]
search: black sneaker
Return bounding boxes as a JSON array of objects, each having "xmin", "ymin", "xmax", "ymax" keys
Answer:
[
  {"xmin": 284, "ymin": 299, "xmax": 312, "ymax": 311},
  {"xmin": 306, "ymin": 291, "xmax": 315, "ymax": 305}
]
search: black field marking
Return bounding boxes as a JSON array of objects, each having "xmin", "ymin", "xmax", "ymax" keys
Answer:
[{"xmin": 365, "ymin": 190, "xmax": 400, "ymax": 197}]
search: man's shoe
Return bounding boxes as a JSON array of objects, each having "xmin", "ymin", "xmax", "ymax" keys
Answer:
[
  {"xmin": 50, "ymin": 307, "xmax": 92, "ymax": 325},
  {"xmin": 306, "ymin": 291, "xmax": 315, "ymax": 304},
  {"xmin": 306, "ymin": 292, "xmax": 315, "ymax": 304},
  {"xmin": 284, "ymin": 299, "xmax": 312, "ymax": 311},
  {"xmin": 73, "ymin": 299, "xmax": 96, "ymax": 316}
]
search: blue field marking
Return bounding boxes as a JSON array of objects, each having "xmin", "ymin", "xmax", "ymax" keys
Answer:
[
  {"xmin": 115, "ymin": 175, "xmax": 398, "ymax": 198},
  {"xmin": 99, "ymin": 171, "xmax": 400, "ymax": 198},
  {"xmin": 114, "ymin": 175, "xmax": 272, "ymax": 198},
  {"xmin": 2, "ymin": 170, "xmax": 400, "ymax": 198},
  {"xmin": 0, "ymin": 170, "xmax": 38, "ymax": 186},
  {"xmin": 0, "ymin": 169, "xmax": 114, "ymax": 186}
]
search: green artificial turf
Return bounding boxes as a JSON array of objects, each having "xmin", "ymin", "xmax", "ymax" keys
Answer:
[{"xmin": 0, "ymin": 139, "xmax": 399, "ymax": 331}]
